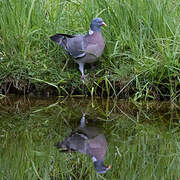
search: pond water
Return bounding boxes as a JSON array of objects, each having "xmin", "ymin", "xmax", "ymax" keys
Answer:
[{"xmin": 0, "ymin": 96, "xmax": 180, "ymax": 180}]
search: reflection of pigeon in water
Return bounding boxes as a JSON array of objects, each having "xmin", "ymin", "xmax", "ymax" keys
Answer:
[{"xmin": 55, "ymin": 113, "xmax": 110, "ymax": 174}]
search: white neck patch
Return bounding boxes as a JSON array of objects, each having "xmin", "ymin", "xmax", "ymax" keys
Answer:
[
  {"xmin": 89, "ymin": 29, "xmax": 94, "ymax": 35},
  {"xmin": 92, "ymin": 156, "xmax": 97, "ymax": 162}
]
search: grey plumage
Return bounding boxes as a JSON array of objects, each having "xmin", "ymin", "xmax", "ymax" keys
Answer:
[
  {"xmin": 55, "ymin": 113, "xmax": 110, "ymax": 174},
  {"xmin": 50, "ymin": 18, "xmax": 106, "ymax": 79}
]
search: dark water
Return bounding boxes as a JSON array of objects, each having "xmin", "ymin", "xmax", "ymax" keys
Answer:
[{"xmin": 0, "ymin": 96, "xmax": 180, "ymax": 179}]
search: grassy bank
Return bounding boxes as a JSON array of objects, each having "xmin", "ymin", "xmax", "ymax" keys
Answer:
[{"xmin": 0, "ymin": 0, "xmax": 180, "ymax": 100}]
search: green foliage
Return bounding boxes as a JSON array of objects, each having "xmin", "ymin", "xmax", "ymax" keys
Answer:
[{"xmin": 0, "ymin": 0, "xmax": 179, "ymax": 100}]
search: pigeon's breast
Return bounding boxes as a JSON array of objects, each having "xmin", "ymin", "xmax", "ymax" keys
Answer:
[{"xmin": 76, "ymin": 32, "xmax": 105, "ymax": 64}]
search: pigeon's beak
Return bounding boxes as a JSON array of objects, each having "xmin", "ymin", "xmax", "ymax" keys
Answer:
[
  {"xmin": 107, "ymin": 165, "xmax": 111, "ymax": 170},
  {"xmin": 102, "ymin": 22, "xmax": 107, "ymax": 26}
]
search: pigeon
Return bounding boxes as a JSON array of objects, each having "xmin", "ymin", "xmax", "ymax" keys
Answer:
[
  {"xmin": 55, "ymin": 113, "xmax": 110, "ymax": 173},
  {"xmin": 50, "ymin": 18, "xmax": 106, "ymax": 79}
]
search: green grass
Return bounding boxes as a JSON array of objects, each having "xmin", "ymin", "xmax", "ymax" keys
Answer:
[
  {"xmin": 0, "ymin": 97, "xmax": 180, "ymax": 179},
  {"xmin": 0, "ymin": 0, "xmax": 180, "ymax": 100}
]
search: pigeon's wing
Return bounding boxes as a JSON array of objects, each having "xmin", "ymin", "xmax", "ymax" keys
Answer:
[{"xmin": 50, "ymin": 34, "xmax": 88, "ymax": 59}]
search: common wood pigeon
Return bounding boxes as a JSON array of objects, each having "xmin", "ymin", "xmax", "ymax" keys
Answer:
[
  {"xmin": 50, "ymin": 18, "xmax": 106, "ymax": 79},
  {"xmin": 55, "ymin": 113, "xmax": 110, "ymax": 174}
]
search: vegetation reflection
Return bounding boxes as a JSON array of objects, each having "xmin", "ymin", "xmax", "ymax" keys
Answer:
[{"xmin": 0, "ymin": 96, "xmax": 180, "ymax": 179}]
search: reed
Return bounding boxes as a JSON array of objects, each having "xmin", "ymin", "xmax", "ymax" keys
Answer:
[{"xmin": 0, "ymin": 0, "xmax": 179, "ymax": 100}]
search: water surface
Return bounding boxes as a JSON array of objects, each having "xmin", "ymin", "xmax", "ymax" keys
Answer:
[{"xmin": 0, "ymin": 96, "xmax": 180, "ymax": 179}]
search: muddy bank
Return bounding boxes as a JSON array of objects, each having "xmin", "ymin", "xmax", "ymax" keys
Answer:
[{"xmin": 0, "ymin": 76, "xmax": 177, "ymax": 101}]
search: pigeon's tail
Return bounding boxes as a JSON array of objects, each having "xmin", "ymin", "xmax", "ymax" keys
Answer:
[
  {"xmin": 50, "ymin": 33, "xmax": 75, "ymax": 49},
  {"xmin": 50, "ymin": 33, "xmax": 75, "ymax": 41}
]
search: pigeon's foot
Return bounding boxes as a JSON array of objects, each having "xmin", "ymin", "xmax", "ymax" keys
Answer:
[{"xmin": 81, "ymin": 74, "xmax": 88, "ymax": 81}]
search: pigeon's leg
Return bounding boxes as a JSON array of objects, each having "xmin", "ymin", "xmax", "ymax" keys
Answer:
[
  {"xmin": 80, "ymin": 113, "xmax": 86, "ymax": 128},
  {"xmin": 78, "ymin": 62, "xmax": 88, "ymax": 80}
]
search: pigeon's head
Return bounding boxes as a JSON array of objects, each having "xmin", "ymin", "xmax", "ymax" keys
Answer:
[
  {"xmin": 90, "ymin": 18, "xmax": 107, "ymax": 32},
  {"xmin": 93, "ymin": 160, "xmax": 111, "ymax": 174}
]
